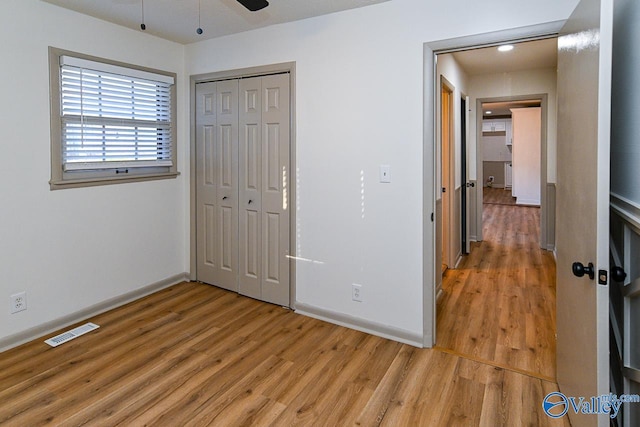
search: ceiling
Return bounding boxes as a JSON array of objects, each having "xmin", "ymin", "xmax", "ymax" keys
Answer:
[
  {"xmin": 482, "ymin": 100, "xmax": 542, "ymax": 117},
  {"xmin": 42, "ymin": 0, "xmax": 390, "ymax": 45},
  {"xmin": 451, "ymin": 37, "xmax": 557, "ymax": 76},
  {"xmin": 449, "ymin": 38, "xmax": 557, "ymax": 116}
]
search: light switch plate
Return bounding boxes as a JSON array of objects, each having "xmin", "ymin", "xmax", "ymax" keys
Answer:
[{"xmin": 379, "ymin": 165, "xmax": 391, "ymax": 183}]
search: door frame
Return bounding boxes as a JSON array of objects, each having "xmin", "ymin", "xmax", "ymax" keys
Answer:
[
  {"xmin": 475, "ymin": 94, "xmax": 549, "ymax": 250},
  {"xmin": 461, "ymin": 94, "xmax": 470, "ymax": 255},
  {"xmin": 189, "ymin": 62, "xmax": 297, "ymax": 308},
  {"xmin": 423, "ymin": 21, "xmax": 563, "ymax": 346},
  {"xmin": 440, "ymin": 78, "xmax": 455, "ymax": 271}
]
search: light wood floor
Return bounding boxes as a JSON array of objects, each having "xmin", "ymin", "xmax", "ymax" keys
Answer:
[
  {"xmin": 437, "ymin": 200, "xmax": 556, "ymax": 383},
  {"xmin": 483, "ymin": 187, "xmax": 517, "ymax": 206},
  {"xmin": 2, "ymin": 280, "xmax": 568, "ymax": 426}
]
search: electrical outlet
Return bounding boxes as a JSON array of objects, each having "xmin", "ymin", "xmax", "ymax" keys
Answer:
[
  {"xmin": 352, "ymin": 284, "xmax": 363, "ymax": 302},
  {"xmin": 10, "ymin": 292, "xmax": 27, "ymax": 314}
]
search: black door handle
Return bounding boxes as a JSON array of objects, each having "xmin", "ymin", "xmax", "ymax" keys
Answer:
[
  {"xmin": 442, "ymin": 187, "xmax": 446, "ymax": 193},
  {"xmin": 572, "ymin": 262, "xmax": 595, "ymax": 280},
  {"xmin": 611, "ymin": 266, "xmax": 627, "ymax": 282},
  {"xmin": 248, "ymin": 199, "xmax": 253, "ymax": 204},
  {"xmin": 466, "ymin": 182, "xmax": 475, "ymax": 188}
]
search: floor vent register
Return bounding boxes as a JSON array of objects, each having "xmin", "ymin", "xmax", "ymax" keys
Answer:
[{"xmin": 45, "ymin": 322, "xmax": 100, "ymax": 347}]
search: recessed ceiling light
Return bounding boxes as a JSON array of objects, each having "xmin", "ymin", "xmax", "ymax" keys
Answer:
[
  {"xmin": 498, "ymin": 45, "xmax": 515, "ymax": 52},
  {"xmin": 486, "ymin": 111, "xmax": 493, "ymax": 115}
]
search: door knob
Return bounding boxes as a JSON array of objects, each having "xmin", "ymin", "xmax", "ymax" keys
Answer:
[
  {"xmin": 611, "ymin": 266, "xmax": 627, "ymax": 282},
  {"xmin": 572, "ymin": 262, "xmax": 595, "ymax": 280}
]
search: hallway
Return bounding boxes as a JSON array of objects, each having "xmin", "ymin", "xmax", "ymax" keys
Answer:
[{"xmin": 436, "ymin": 191, "xmax": 556, "ymax": 381}]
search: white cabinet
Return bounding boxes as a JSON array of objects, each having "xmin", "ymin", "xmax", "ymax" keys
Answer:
[
  {"xmin": 482, "ymin": 119, "xmax": 507, "ymax": 133},
  {"xmin": 483, "ymin": 119, "xmax": 512, "ymax": 144}
]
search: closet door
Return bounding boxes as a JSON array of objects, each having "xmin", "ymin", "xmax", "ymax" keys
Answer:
[
  {"xmin": 238, "ymin": 77, "xmax": 262, "ymax": 298},
  {"xmin": 195, "ymin": 80, "xmax": 239, "ymax": 291},
  {"xmin": 239, "ymin": 74, "xmax": 290, "ymax": 306}
]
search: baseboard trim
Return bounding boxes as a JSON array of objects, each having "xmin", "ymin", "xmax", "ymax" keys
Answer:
[
  {"xmin": 0, "ymin": 273, "xmax": 189, "ymax": 352},
  {"xmin": 516, "ymin": 199, "xmax": 541, "ymax": 206},
  {"xmin": 294, "ymin": 302, "xmax": 423, "ymax": 348},
  {"xmin": 454, "ymin": 254, "xmax": 463, "ymax": 269}
]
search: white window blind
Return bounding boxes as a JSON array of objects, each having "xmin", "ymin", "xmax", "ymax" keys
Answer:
[{"xmin": 59, "ymin": 56, "xmax": 174, "ymax": 171}]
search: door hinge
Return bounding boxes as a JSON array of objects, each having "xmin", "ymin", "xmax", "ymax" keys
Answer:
[{"xmin": 598, "ymin": 269, "xmax": 608, "ymax": 285}]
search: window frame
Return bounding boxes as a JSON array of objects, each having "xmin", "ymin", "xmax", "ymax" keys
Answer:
[{"xmin": 49, "ymin": 47, "xmax": 179, "ymax": 190}]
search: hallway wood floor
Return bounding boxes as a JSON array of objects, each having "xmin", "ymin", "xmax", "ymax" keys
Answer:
[
  {"xmin": 437, "ymin": 200, "xmax": 556, "ymax": 382},
  {"xmin": 1, "ymin": 278, "xmax": 568, "ymax": 426},
  {"xmin": 482, "ymin": 187, "xmax": 517, "ymax": 206}
]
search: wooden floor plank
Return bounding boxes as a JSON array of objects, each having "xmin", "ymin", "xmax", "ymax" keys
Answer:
[
  {"xmin": 437, "ymin": 200, "xmax": 557, "ymax": 380},
  {"xmin": 483, "ymin": 187, "xmax": 517, "ymax": 205},
  {"xmin": 0, "ymin": 282, "xmax": 569, "ymax": 425}
]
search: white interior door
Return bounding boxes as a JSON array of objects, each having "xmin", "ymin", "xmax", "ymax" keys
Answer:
[
  {"xmin": 195, "ymin": 80, "xmax": 239, "ymax": 292},
  {"xmin": 238, "ymin": 77, "xmax": 262, "ymax": 299},
  {"xmin": 196, "ymin": 73, "xmax": 290, "ymax": 307},
  {"xmin": 555, "ymin": 0, "xmax": 613, "ymax": 425},
  {"xmin": 239, "ymin": 74, "xmax": 290, "ymax": 306}
]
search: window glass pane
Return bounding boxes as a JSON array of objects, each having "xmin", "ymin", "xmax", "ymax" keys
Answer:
[{"xmin": 60, "ymin": 62, "xmax": 172, "ymax": 169}]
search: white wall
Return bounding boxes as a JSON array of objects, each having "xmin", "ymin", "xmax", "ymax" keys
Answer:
[
  {"xmin": 482, "ymin": 135, "xmax": 512, "ymax": 162},
  {"xmin": 469, "ymin": 68, "xmax": 558, "ymax": 183},
  {"xmin": 186, "ymin": 0, "xmax": 578, "ymax": 340},
  {"xmin": 0, "ymin": 1, "xmax": 188, "ymax": 343},
  {"xmin": 512, "ymin": 107, "xmax": 542, "ymax": 205}
]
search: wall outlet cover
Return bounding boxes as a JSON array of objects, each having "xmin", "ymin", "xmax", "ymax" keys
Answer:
[
  {"xmin": 352, "ymin": 284, "xmax": 363, "ymax": 302},
  {"xmin": 10, "ymin": 292, "xmax": 27, "ymax": 314}
]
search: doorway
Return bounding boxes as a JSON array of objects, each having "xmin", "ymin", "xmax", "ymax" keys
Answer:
[
  {"xmin": 429, "ymin": 36, "xmax": 560, "ymax": 380},
  {"xmin": 476, "ymin": 95, "xmax": 549, "ymax": 249},
  {"xmin": 190, "ymin": 63, "xmax": 296, "ymax": 308},
  {"xmin": 441, "ymin": 81, "xmax": 454, "ymax": 273}
]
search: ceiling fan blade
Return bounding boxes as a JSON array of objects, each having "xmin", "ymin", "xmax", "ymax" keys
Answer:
[{"xmin": 236, "ymin": 0, "xmax": 269, "ymax": 11}]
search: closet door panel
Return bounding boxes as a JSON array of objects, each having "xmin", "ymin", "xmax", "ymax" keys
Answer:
[
  {"xmin": 239, "ymin": 77, "xmax": 263, "ymax": 299},
  {"xmin": 195, "ymin": 80, "xmax": 239, "ymax": 291},
  {"xmin": 260, "ymin": 74, "xmax": 290, "ymax": 306}
]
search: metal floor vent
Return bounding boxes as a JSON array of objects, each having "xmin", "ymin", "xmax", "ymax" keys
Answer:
[{"xmin": 45, "ymin": 323, "xmax": 100, "ymax": 347}]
